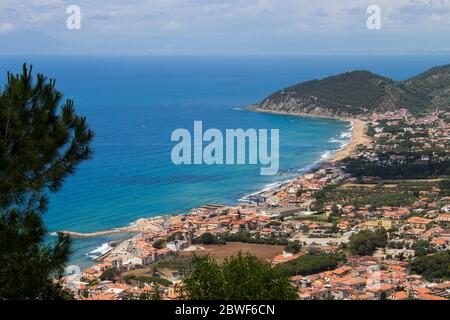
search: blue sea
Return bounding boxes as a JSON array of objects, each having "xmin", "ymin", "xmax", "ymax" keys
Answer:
[{"xmin": 0, "ymin": 54, "xmax": 449, "ymax": 268}]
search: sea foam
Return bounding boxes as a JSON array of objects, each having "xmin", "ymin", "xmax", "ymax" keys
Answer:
[{"xmin": 86, "ymin": 242, "xmax": 112, "ymax": 260}]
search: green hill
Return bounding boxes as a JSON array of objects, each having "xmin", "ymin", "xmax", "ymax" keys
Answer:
[
  {"xmin": 258, "ymin": 65, "xmax": 450, "ymax": 117},
  {"xmin": 404, "ymin": 64, "xmax": 450, "ymax": 111}
]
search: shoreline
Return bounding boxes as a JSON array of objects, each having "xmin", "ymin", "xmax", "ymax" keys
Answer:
[
  {"xmin": 58, "ymin": 108, "xmax": 370, "ymax": 241},
  {"xmin": 240, "ymin": 108, "xmax": 370, "ymax": 200},
  {"xmin": 328, "ymin": 117, "xmax": 369, "ymax": 162},
  {"xmin": 249, "ymin": 106, "xmax": 370, "ymax": 163}
]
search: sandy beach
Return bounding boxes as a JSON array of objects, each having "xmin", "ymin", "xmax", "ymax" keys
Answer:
[
  {"xmin": 328, "ymin": 118, "xmax": 370, "ymax": 162},
  {"xmin": 249, "ymin": 107, "xmax": 370, "ymax": 163}
]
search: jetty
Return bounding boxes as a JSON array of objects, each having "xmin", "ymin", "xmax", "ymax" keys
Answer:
[{"xmin": 58, "ymin": 227, "xmax": 136, "ymax": 238}]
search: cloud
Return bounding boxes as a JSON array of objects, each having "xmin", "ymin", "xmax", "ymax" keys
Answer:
[
  {"xmin": 2, "ymin": 0, "xmax": 450, "ymax": 54},
  {"xmin": 0, "ymin": 22, "xmax": 14, "ymax": 34},
  {"xmin": 389, "ymin": 0, "xmax": 450, "ymax": 23},
  {"xmin": 396, "ymin": 0, "xmax": 450, "ymax": 15},
  {"xmin": 162, "ymin": 20, "xmax": 181, "ymax": 31},
  {"xmin": 312, "ymin": 8, "xmax": 328, "ymax": 17}
]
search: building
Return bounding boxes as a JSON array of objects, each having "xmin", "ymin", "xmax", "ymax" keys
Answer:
[
  {"xmin": 365, "ymin": 220, "xmax": 393, "ymax": 230},
  {"xmin": 407, "ymin": 217, "xmax": 432, "ymax": 230},
  {"xmin": 167, "ymin": 240, "xmax": 189, "ymax": 252},
  {"xmin": 436, "ymin": 214, "xmax": 450, "ymax": 223}
]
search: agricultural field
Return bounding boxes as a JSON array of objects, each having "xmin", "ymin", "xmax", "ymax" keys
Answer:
[
  {"xmin": 317, "ymin": 179, "xmax": 444, "ymax": 208},
  {"xmin": 181, "ymin": 242, "xmax": 285, "ymax": 262}
]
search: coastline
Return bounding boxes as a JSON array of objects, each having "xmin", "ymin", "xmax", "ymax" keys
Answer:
[
  {"xmin": 248, "ymin": 107, "xmax": 370, "ymax": 163},
  {"xmin": 327, "ymin": 117, "xmax": 369, "ymax": 162},
  {"xmin": 60, "ymin": 108, "xmax": 369, "ymax": 242}
]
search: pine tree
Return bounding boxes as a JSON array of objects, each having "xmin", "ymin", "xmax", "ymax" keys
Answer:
[
  {"xmin": 0, "ymin": 64, "xmax": 94, "ymax": 299},
  {"xmin": 179, "ymin": 253, "xmax": 297, "ymax": 300}
]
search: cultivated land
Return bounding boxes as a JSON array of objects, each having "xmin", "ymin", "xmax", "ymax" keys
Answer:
[{"xmin": 180, "ymin": 243, "xmax": 285, "ymax": 262}]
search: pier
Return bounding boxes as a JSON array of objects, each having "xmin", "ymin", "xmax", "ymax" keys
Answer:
[{"xmin": 57, "ymin": 227, "xmax": 136, "ymax": 238}]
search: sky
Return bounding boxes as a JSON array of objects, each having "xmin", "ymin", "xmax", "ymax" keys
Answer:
[{"xmin": 1, "ymin": 0, "xmax": 450, "ymax": 55}]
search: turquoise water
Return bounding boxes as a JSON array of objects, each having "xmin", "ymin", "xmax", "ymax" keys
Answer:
[{"xmin": 0, "ymin": 55, "xmax": 449, "ymax": 268}]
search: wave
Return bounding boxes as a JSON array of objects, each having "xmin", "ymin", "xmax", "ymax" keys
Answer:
[
  {"xmin": 238, "ymin": 149, "xmax": 334, "ymax": 203},
  {"xmin": 86, "ymin": 242, "xmax": 112, "ymax": 260},
  {"xmin": 339, "ymin": 131, "xmax": 352, "ymax": 139},
  {"xmin": 329, "ymin": 138, "xmax": 350, "ymax": 148},
  {"xmin": 329, "ymin": 123, "xmax": 352, "ymax": 149},
  {"xmin": 233, "ymin": 107, "xmax": 245, "ymax": 111},
  {"xmin": 320, "ymin": 150, "xmax": 334, "ymax": 161},
  {"xmin": 238, "ymin": 180, "xmax": 288, "ymax": 202}
]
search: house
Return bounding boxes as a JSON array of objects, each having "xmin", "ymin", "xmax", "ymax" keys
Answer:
[
  {"xmin": 332, "ymin": 266, "xmax": 353, "ymax": 277},
  {"xmin": 272, "ymin": 252, "xmax": 299, "ymax": 265},
  {"xmin": 167, "ymin": 240, "xmax": 189, "ymax": 252},
  {"xmin": 430, "ymin": 238, "xmax": 449, "ymax": 251},
  {"xmin": 366, "ymin": 284, "xmax": 396, "ymax": 299},
  {"xmin": 123, "ymin": 256, "xmax": 143, "ymax": 267},
  {"xmin": 415, "ymin": 293, "xmax": 448, "ymax": 301},
  {"xmin": 390, "ymin": 291, "xmax": 409, "ymax": 300},
  {"xmin": 365, "ymin": 220, "xmax": 392, "ymax": 230},
  {"xmin": 111, "ymin": 257, "xmax": 123, "ymax": 269},
  {"xmin": 407, "ymin": 217, "xmax": 432, "ymax": 230},
  {"xmin": 436, "ymin": 213, "xmax": 450, "ymax": 222}
]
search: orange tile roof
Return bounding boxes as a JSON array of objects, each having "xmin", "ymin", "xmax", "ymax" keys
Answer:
[
  {"xmin": 85, "ymin": 293, "xmax": 116, "ymax": 300},
  {"xmin": 332, "ymin": 266, "xmax": 352, "ymax": 275},
  {"xmin": 432, "ymin": 281, "xmax": 450, "ymax": 289},
  {"xmin": 408, "ymin": 217, "xmax": 432, "ymax": 224},
  {"xmin": 110, "ymin": 283, "xmax": 129, "ymax": 289},
  {"xmin": 431, "ymin": 238, "xmax": 447, "ymax": 245},
  {"xmin": 392, "ymin": 291, "xmax": 408, "ymax": 300},
  {"xmin": 414, "ymin": 287, "xmax": 430, "ymax": 294},
  {"xmin": 416, "ymin": 293, "xmax": 448, "ymax": 301}
]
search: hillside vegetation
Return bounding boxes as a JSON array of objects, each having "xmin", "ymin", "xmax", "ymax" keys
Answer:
[{"xmin": 258, "ymin": 64, "xmax": 450, "ymax": 116}]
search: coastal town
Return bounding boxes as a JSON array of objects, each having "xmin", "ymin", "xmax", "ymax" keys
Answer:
[{"xmin": 61, "ymin": 108, "xmax": 450, "ymax": 301}]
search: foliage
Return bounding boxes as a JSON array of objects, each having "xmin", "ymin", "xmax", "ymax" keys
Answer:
[
  {"xmin": 314, "ymin": 178, "xmax": 444, "ymax": 210},
  {"xmin": 179, "ymin": 253, "xmax": 297, "ymax": 300},
  {"xmin": 152, "ymin": 239, "xmax": 165, "ymax": 249},
  {"xmin": 412, "ymin": 240, "xmax": 437, "ymax": 257},
  {"xmin": 348, "ymin": 228, "xmax": 388, "ymax": 256},
  {"xmin": 285, "ymin": 240, "xmax": 301, "ymax": 254},
  {"xmin": 0, "ymin": 64, "xmax": 93, "ymax": 299},
  {"xmin": 331, "ymin": 204, "xmax": 342, "ymax": 217},
  {"xmin": 275, "ymin": 253, "xmax": 345, "ymax": 276},
  {"xmin": 262, "ymin": 65, "xmax": 450, "ymax": 116},
  {"xmin": 155, "ymin": 253, "xmax": 192, "ymax": 273},
  {"xmin": 0, "ymin": 211, "xmax": 74, "ymax": 299},
  {"xmin": 410, "ymin": 251, "xmax": 450, "ymax": 281},
  {"xmin": 122, "ymin": 275, "xmax": 136, "ymax": 284},
  {"xmin": 439, "ymin": 179, "xmax": 450, "ymax": 196},
  {"xmin": 100, "ymin": 267, "xmax": 120, "ymax": 281},
  {"xmin": 123, "ymin": 290, "xmax": 161, "ymax": 301},
  {"xmin": 265, "ymin": 221, "xmax": 282, "ymax": 228},
  {"xmin": 167, "ymin": 231, "xmax": 185, "ymax": 242},
  {"xmin": 0, "ymin": 64, "xmax": 94, "ymax": 209},
  {"xmin": 135, "ymin": 275, "xmax": 172, "ymax": 287},
  {"xmin": 222, "ymin": 230, "xmax": 289, "ymax": 246},
  {"xmin": 199, "ymin": 232, "xmax": 217, "ymax": 245},
  {"xmin": 343, "ymin": 158, "xmax": 450, "ymax": 180},
  {"xmin": 191, "ymin": 229, "xmax": 289, "ymax": 246}
]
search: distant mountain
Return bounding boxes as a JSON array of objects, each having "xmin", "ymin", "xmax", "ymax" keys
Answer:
[
  {"xmin": 0, "ymin": 30, "xmax": 64, "ymax": 54},
  {"xmin": 257, "ymin": 65, "xmax": 450, "ymax": 117}
]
